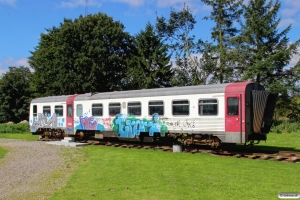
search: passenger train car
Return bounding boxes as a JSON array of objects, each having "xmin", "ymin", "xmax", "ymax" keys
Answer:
[{"xmin": 29, "ymin": 82, "xmax": 277, "ymax": 147}]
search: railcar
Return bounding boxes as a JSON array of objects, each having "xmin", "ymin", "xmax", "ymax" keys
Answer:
[{"xmin": 29, "ymin": 82, "xmax": 277, "ymax": 147}]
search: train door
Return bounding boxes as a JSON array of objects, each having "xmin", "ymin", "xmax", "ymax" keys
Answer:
[
  {"xmin": 66, "ymin": 95, "xmax": 78, "ymax": 135},
  {"xmin": 225, "ymin": 93, "xmax": 244, "ymax": 143}
]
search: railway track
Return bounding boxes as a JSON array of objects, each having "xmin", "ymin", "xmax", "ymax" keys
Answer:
[
  {"xmin": 39, "ymin": 138, "xmax": 300, "ymax": 163},
  {"xmin": 84, "ymin": 139, "xmax": 300, "ymax": 163}
]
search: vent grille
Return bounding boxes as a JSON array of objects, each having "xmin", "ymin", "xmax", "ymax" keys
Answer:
[{"xmin": 252, "ymin": 91, "xmax": 277, "ymax": 134}]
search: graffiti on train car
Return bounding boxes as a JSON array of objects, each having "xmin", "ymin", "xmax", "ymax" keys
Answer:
[
  {"xmin": 166, "ymin": 119, "xmax": 195, "ymax": 130},
  {"xmin": 112, "ymin": 113, "xmax": 168, "ymax": 138},
  {"xmin": 30, "ymin": 113, "xmax": 65, "ymax": 132},
  {"xmin": 74, "ymin": 113, "xmax": 105, "ymax": 131}
]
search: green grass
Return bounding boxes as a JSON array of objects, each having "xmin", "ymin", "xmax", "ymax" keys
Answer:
[
  {"xmin": 0, "ymin": 133, "xmax": 39, "ymax": 141},
  {"xmin": 0, "ymin": 146, "xmax": 8, "ymax": 161},
  {"xmin": 1, "ymin": 132, "xmax": 299, "ymax": 199},
  {"xmin": 253, "ymin": 133, "xmax": 300, "ymax": 152},
  {"xmin": 50, "ymin": 143, "xmax": 300, "ymax": 200}
]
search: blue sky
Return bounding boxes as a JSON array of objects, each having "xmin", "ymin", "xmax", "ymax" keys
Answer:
[{"xmin": 1, "ymin": 0, "xmax": 300, "ymax": 75}]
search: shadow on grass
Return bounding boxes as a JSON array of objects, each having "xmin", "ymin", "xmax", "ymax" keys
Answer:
[{"xmin": 234, "ymin": 145, "xmax": 300, "ymax": 154}]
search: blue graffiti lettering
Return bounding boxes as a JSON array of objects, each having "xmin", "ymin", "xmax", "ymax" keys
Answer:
[{"xmin": 114, "ymin": 113, "xmax": 165, "ymax": 138}]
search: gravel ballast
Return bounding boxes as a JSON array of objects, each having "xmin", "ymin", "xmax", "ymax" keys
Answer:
[{"xmin": 0, "ymin": 139, "xmax": 82, "ymax": 200}]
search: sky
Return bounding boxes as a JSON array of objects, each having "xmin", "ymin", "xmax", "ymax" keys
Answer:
[{"xmin": 1, "ymin": 0, "xmax": 300, "ymax": 75}]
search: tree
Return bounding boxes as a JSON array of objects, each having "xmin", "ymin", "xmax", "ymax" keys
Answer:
[
  {"xmin": 202, "ymin": 0, "xmax": 243, "ymax": 83},
  {"xmin": 126, "ymin": 23, "xmax": 173, "ymax": 89},
  {"xmin": 156, "ymin": 5, "xmax": 215, "ymax": 86},
  {"xmin": 231, "ymin": 0, "xmax": 300, "ymax": 121},
  {"xmin": 0, "ymin": 66, "xmax": 33, "ymax": 123},
  {"xmin": 232, "ymin": 0, "xmax": 300, "ymax": 93},
  {"xmin": 171, "ymin": 40, "xmax": 218, "ymax": 86},
  {"xmin": 29, "ymin": 13, "xmax": 134, "ymax": 96}
]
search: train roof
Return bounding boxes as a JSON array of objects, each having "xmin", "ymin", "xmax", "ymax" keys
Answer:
[
  {"xmin": 30, "ymin": 82, "xmax": 259, "ymax": 103},
  {"xmin": 31, "ymin": 95, "xmax": 73, "ymax": 103},
  {"xmin": 75, "ymin": 83, "xmax": 233, "ymax": 101}
]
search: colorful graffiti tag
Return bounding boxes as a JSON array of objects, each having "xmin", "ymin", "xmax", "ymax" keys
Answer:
[
  {"xmin": 74, "ymin": 114, "xmax": 105, "ymax": 131},
  {"xmin": 30, "ymin": 113, "xmax": 65, "ymax": 132},
  {"xmin": 74, "ymin": 112, "xmax": 114, "ymax": 131},
  {"xmin": 112, "ymin": 113, "xmax": 168, "ymax": 138}
]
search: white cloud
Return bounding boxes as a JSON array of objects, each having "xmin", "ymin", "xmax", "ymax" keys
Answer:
[
  {"xmin": 0, "ymin": 57, "xmax": 30, "ymax": 75},
  {"xmin": 111, "ymin": 0, "xmax": 206, "ymax": 13},
  {"xmin": 0, "ymin": 63, "xmax": 6, "ymax": 76},
  {"xmin": 157, "ymin": 0, "xmax": 186, "ymax": 7},
  {"xmin": 290, "ymin": 49, "xmax": 300, "ymax": 67},
  {"xmin": 156, "ymin": 0, "xmax": 206, "ymax": 13},
  {"xmin": 59, "ymin": 0, "xmax": 102, "ymax": 8},
  {"xmin": 0, "ymin": 0, "xmax": 15, "ymax": 6},
  {"xmin": 281, "ymin": 0, "xmax": 300, "ymax": 26},
  {"xmin": 279, "ymin": 18, "xmax": 297, "ymax": 28},
  {"xmin": 113, "ymin": 0, "xmax": 145, "ymax": 7}
]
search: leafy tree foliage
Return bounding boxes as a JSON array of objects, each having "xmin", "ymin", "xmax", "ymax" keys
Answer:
[
  {"xmin": 231, "ymin": 0, "xmax": 300, "ymax": 121},
  {"xmin": 171, "ymin": 40, "xmax": 219, "ymax": 86},
  {"xmin": 156, "ymin": 5, "xmax": 217, "ymax": 86},
  {"xmin": 126, "ymin": 23, "xmax": 173, "ymax": 89},
  {"xmin": 29, "ymin": 13, "xmax": 134, "ymax": 96},
  {"xmin": 0, "ymin": 66, "xmax": 33, "ymax": 123},
  {"xmin": 232, "ymin": 0, "xmax": 300, "ymax": 93},
  {"xmin": 202, "ymin": 0, "xmax": 243, "ymax": 83}
]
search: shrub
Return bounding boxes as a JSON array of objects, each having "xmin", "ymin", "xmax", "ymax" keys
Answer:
[
  {"xmin": 0, "ymin": 123, "xmax": 30, "ymax": 133},
  {"xmin": 271, "ymin": 120, "xmax": 300, "ymax": 134}
]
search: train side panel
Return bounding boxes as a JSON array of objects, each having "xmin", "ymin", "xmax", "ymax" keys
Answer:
[{"xmin": 72, "ymin": 92, "xmax": 226, "ymax": 141}]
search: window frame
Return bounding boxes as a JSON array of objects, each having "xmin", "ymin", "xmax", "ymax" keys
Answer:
[
  {"xmin": 67, "ymin": 104, "xmax": 73, "ymax": 117},
  {"xmin": 127, "ymin": 102, "xmax": 141, "ymax": 116},
  {"xmin": 198, "ymin": 99, "xmax": 218, "ymax": 116},
  {"xmin": 55, "ymin": 105, "xmax": 64, "ymax": 117},
  {"xmin": 227, "ymin": 97, "xmax": 239, "ymax": 116},
  {"xmin": 172, "ymin": 99, "xmax": 190, "ymax": 116},
  {"xmin": 76, "ymin": 104, "xmax": 83, "ymax": 117},
  {"xmin": 43, "ymin": 105, "xmax": 51, "ymax": 117},
  {"xmin": 92, "ymin": 103, "xmax": 103, "ymax": 116},
  {"xmin": 109, "ymin": 102, "xmax": 121, "ymax": 116},
  {"xmin": 33, "ymin": 105, "xmax": 37, "ymax": 117},
  {"xmin": 148, "ymin": 101, "xmax": 164, "ymax": 116}
]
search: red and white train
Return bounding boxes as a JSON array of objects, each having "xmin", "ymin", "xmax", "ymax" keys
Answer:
[{"xmin": 29, "ymin": 82, "xmax": 277, "ymax": 147}]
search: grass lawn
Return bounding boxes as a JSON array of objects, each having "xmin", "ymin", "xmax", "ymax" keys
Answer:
[
  {"xmin": 49, "ymin": 133, "xmax": 300, "ymax": 200},
  {"xmin": 0, "ymin": 132, "xmax": 299, "ymax": 199},
  {"xmin": 0, "ymin": 133, "xmax": 39, "ymax": 141},
  {"xmin": 253, "ymin": 133, "xmax": 300, "ymax": 152},
  {"xmin": 0, "ymin": 146, "xmax": 8, "ymax": 161}
]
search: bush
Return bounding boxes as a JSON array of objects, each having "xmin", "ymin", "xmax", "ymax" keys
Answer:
[
  {"xmin": 0, "ymin": 123, "xmax": 30, "ymax": 133},
  {"xmin": 271, "ymin": 120, "xmax": 300, "ymax": 134}
]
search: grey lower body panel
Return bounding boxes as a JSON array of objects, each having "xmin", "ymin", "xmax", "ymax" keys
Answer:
[{"xmin": 224, "ymin": 132, "xmax": 246, "ymax": 143}]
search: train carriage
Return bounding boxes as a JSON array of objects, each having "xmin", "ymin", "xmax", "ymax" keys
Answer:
[
  {"xmin": 29, "ymin": 82, "xmax": 277, "ymax": 147},
  {"xmin": 29, "ymin": 95, "xmax": 75, "ymax": 138}
]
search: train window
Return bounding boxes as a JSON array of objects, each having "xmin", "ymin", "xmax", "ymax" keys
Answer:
[
  {"xmin": 172, "ymin": 100, "xmax": 189, "ymax": 115},
  {"xmin": 109, "ymin": 103, "xmax": 121, "ymax": 116},
  {"xmin": 43, "ymin": 106, "xmax": 51, "ymax": 117},
  {"xmin": 67, "ymin": 105, "xmax": 72, "ymax": 117},
  {"xmin": 199, "ymin": 99, "xmax": 218, "ymax": 115},
  {"xmin": 128, "ymin": 102, "xmax": 141, "ymax": 116},
  {"xmin": 92, "ymin": 103, "xmax": 103, "ymax": 116},
  {"xmin": 149, "ymin": 101, "xmax": 164, "ymax": 115},
  {"xmin": 228, "ymin": 97, "xmax": 239, "ymax": 115},
  {"xmin": 33, "ymin": 105, "xmax": 37, "ymax": 117},
  {"xmin": 55, "ymin": 105, "xmax": 63, "ymax": 117},
  {"xmin": 76, "ymin": 104, "xmax": 83, "ymax": 117}
]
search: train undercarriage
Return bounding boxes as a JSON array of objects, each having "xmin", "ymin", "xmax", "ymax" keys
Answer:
[{"xmin": 35, "ymin": 128, "xmax": 266, "ymax": 149}]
